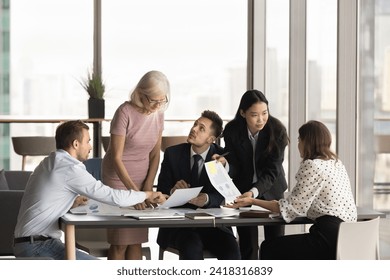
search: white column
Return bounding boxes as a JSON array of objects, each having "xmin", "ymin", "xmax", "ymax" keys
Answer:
[{"xmin": 288, "ymin": 0, "xmax": 307, "ymax": 188}]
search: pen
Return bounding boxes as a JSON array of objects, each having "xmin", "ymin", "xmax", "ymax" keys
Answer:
[{"xmin": 215, "ymin": 152, "xmax": 230, "ymax": 160}]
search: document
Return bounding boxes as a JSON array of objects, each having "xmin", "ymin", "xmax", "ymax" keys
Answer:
[
  {"xmin": 157, "ymin": 186, "xmax": 203, "ymax": 209},
  {"xmin": 70, "ymin": 199, "xmax": 188, "ymax": 219},
  {"xmin": 125, "ymin": 208, "xmax": 185, "ymax": 220},
  {"xmin": 198, "ymin": 206, "xmax": 240, "ymax": 218},
  {"xmin": 204, "ymin": 161, "xmax": 241, "ymax": 204},
  {"xmin": 69, "ymin": 199, "xmax": 127, "ymax": 216}
]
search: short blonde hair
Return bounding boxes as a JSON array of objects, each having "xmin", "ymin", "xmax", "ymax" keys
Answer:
[{"xmin": 130, "ymin": 70, "xmax": 170, "ymax": 113}]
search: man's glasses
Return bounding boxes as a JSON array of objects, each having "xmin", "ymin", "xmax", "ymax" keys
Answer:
[{"xmin": 145, "ymin": 95, "xmax": 168, "ymax": 106}]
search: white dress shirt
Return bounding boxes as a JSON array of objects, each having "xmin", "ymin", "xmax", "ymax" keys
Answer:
[
  {"xmin": 279, "ymin": 159, "xmax": 357, "ymax": 223},
  {"xmin": 247, "ymin": 128, "xmax": 259, "ymax": 198},
  {"xmin": 14, "ymin": 150, "xmax": 147, "ymax": 239}
]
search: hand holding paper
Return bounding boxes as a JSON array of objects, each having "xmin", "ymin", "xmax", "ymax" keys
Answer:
[
  {"xmin": 188, "ymin": 192, "xmax": 208, "ymax": 207},
  {"xmin": 204, "ymin": 160, "xmax": 241, "ymax": 204},
  {"xmin": 147, "ymin": 191, "xmax": 166, "ymax": 205},
  {"xmin": 157, "ymin": 186, "xmax": 203, "ymax": 209},
  {"xmin": 212, "ymin": 152, "xmax": 230, "ymax": 167},
  {"xmin": 225, "ymin": 196, "xmax": 253, "ymax": 208}
]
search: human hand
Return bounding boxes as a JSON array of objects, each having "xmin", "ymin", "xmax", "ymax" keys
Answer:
[
  {"xmin": 211, "ymin": 152, "xmax": 229, "ymax": 167},
  {"xmin": 240, "ymin": 191, "xmax": 254, "ymax": 199},
  {"xmin": 134, "ymin": 202, "xmax": 147, "ymax": 210},
  {"xmin": 188, "ymin": 193, "xmax": 208, "ymax": 207},
  {"xmin": 170, "ymin": 180, "xmax": 190, "ymax": 194},
  {"xmin": 71, "ymin": 195, "xmax": 88, "ymax": 209},
  {"xmin": 146, "ymin": 191, "xmax": 167, "ymax": 206},
  {"xmin": 225, "ymin": 196, "xmax": 254, "ymax": 208}
]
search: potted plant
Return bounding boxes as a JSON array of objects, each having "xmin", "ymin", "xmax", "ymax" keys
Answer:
[{"xmin": 81, "ymin": 70, "xmax": 105, "ymax": 119}]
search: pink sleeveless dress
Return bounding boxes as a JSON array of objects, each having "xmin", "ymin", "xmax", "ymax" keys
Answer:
[{"xmin": 102, "ymin": 101, "xmax": 163, "ymax": 245}]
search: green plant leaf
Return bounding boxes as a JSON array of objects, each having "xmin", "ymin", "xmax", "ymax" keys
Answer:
[{"xmin": 80, "ymin": 71, "xmax": 105, "ymax": 99}]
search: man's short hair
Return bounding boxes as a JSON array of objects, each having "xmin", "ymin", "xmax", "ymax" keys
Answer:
[
  {"xmin": 55, "ymin": 120, "xmax": 89, "ymax": 150},
  {"xmin": 201, "ymin": 110, "xmax": 223, "ymax": 138}
]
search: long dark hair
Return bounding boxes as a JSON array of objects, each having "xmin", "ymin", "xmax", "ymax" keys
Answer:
[
  {"xmin": 299, "ymin": 120, "xmax": 338, "ymax": 161},
  {"xmin": 228, "ymin": 89, "xmax": 288, "ymax": 153},
  {"xmin": 233, "ymin": 89, "xmax": 268, "ymax": 120}
]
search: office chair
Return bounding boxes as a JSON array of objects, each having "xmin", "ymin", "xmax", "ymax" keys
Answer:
[
  {"xmin": 336, "ymin": 216, "xmax": 380, "ymax": 260},
  {"xmin": 161, "ymin": 136, "xmax": 188, "ymax": 152},
  {"xmin": 102, "ymin": 136, "xmax": 110, "ymax": 152},
  {"xmin": 0, "ymin": 190, "xmax": 53, "ymax": 260},
  {"xmin": 0, "ymin": 190, "xmax": 24, "ymax": 256},
  {"xmin": 12, "ymin": 136, "xmax": 56, "ymax": 170}
]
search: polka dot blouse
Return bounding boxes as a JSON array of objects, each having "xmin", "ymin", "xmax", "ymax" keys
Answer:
[{"xmin": 279, "ymin": 159, "xmax": 357, "ymax": 223}]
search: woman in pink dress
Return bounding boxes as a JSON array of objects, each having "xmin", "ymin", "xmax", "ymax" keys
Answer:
[{"xmin": 102, "ymin": 70, "xmax": 170, "ymax": 260}]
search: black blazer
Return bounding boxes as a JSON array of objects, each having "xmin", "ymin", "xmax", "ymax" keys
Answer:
[
  {"xmin": 223, "ymin": 116, "xmax": 288, "ymax": 200},
  {"xmin": 157, "ymin": 143, "xmax": 224, "ymax": 208},
  {"xmin": 156, "ymin": 143, "xmax": 233, "ymax": 249}
]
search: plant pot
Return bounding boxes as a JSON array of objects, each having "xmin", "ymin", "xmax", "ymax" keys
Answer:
[{"xmin": 88, "ymin": 98, "xmax": 105, "ymax": 119}]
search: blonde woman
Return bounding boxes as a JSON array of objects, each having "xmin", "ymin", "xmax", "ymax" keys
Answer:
[{"xmin": 102, "ymin": 70, "xmax": 170, "ymax": 260}]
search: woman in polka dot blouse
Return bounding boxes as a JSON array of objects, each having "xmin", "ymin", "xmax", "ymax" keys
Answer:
[{"xmin": 228, "ymin": 120, "xmax": 357, "ymax": 259}]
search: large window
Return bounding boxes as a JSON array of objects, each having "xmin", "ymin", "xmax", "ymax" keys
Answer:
[
  {"xmin": 5, "ymin": 0, "xmax": 246, "ymax": 169},
  {"xmin": 10, "ymin": 0, "xmax": 93, "ymax": 118},
  {"xmin": 8, "ymin": 0, "xmax": 93, "ymax": 169},
  {"xmin": 360, "ymin": 0, "xmax": 390, "ymax": 212},
  {"xmin": 4, "ymin": 0, "xmax": 389, "ymax": 216},
  {"xmin": 307, "ymin": 0, "xmax": 337, "ymax": 148},
  {"xmin": 102, "ymin": 0, "xmax": 247, "ymax": 136}
]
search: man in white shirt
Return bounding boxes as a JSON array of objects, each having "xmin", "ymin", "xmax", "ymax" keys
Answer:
[{"xmin": 13, "ymin": 120, "xmax": 165, "ymax": 260}]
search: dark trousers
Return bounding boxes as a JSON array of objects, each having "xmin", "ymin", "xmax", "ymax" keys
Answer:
[
  {"xmin": 161, "ymin": 227, "xmax": 240, "ymax": 260},
  {"xmin": 260, "ymin": 215, "xmax": 343, "ymax": 260},
  {"xmin": 237, "ymin": 224, "xmax": 285, "ymax": 260}
]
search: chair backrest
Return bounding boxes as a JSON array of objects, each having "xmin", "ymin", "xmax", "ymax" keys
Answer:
[
  {"xmin": 12, "ymin": 136, "xmax": 56, "ymax": 156},
  {"xmin": 0, "ymin": 190, "xmax": 24, "ymax": 256},
  {"xmin": 12, "ymin": 137, "xmax": 56, "ymax": 170},
  {"xmin": 102, "ymin": 136, "xmax": 110, "ymax": 152},
  {"xmin": 336, "ymin": 217, "xmax": 380, "ymax": 260},
  {"xmin": 4, "ymin": 171, "xmax": 33, "ymax": 190},
  {"xmin": 83, "ymin": 158, "xmax": 103, "ymax": 181},
  {"xmin": 375, "ymin": 135, "xmax": 390, "ymax": 154},
  {"xmin": 161, "ymin": 136, "xmax": 188, "ymax": 152}
]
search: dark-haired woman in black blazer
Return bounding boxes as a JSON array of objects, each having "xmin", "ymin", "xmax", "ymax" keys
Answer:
[
  {"xmin": 227, "ymin": 120, "xmax": 357, "ymax": 260},
  {"xmin": 222, "ymin": 89, "xmax": 289, "ymax": 259}
]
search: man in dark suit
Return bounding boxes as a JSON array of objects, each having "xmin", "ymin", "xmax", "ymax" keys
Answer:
[{"xmin": 156, "ymin": 110, "xmax": 240, "ymax": 260}]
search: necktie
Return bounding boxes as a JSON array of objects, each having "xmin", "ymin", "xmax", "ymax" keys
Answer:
[{"xmin": 191, "ymin": 154, "xmax": 202, "ymax": 187}]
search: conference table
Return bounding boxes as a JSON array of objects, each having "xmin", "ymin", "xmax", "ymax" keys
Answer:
[{"xmin": 60, "ymin": 207, "xmax": 385, "ymax": 260}]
